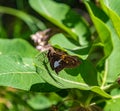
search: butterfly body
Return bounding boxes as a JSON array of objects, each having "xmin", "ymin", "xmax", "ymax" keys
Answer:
[{"xmin": 47, "ymin": 49, "xmax": 80, "ymax": 74}]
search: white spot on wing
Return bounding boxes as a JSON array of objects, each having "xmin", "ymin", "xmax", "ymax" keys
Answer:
[{"xmin": 54, "ymin": 59, "xmax": 62, "ymax": 68}]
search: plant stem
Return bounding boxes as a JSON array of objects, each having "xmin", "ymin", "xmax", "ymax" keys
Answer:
[
  {"xmin": 102, "ymin": 82, "xmax": 119, "ymax": 92},
  {"xmin": 101, "ymin": 59, "xmax": 108, "ymax": 89},
  {"xmin": 85, "ymin": 93, "xmax": 94, "ymax": 107}
]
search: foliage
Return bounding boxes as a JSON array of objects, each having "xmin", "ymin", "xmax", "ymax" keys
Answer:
[{"xmin": 0, "ymin": 0, "xmax": 120, "ymax": 110}]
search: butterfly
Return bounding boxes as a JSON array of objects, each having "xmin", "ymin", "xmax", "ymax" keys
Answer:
[{"xmin": 47, "ymin": 49, "xmax": 81, "ymax": 74}]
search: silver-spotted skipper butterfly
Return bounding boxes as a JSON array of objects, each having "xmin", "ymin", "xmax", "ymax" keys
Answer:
[{"xmin": 47, "ymin": 49, "xmax": 81, "ymax": 74}]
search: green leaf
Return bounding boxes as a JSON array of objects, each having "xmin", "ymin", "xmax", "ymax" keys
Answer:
[
  {"xmin": 49, "ymin": 33, "xmax": 91, "ymax": 59},
  {"xmin": 106, "ymin": 26, "xmax": 120, "ymax": 81},
  {"xmin": 79, "ymin": 60, "xmax": 98, "ymax": 86},
  {"xmin": 27, "ymin": 94, "xmax": 51, "ymax": 110},
  {"xmin": 0, "ymin": 55, "xmax": 44, "ymax": 90},
  {"xmin": 84, "ymin": 1, "xmax": 120, "ymax": 89},
  {"xmin": 90, "ymin": 86, "xmax": 111, "ymax": 98},
  {"xmin": 34, "ymin": 53, "xmax": 89, "ymax": 90},
  {"xmin": 0, "ymin": 6, "xmax": 46, "ymax": 31},
  {"xmin": 34, "ymin": 52, "xmax": 111, "ymax": 98},
  {"xmin": 0, "ymin": 39, "xmax": 38, "ymax": 57},
  {"xmin": 50, "ymin": 34, "xmax": 78, "ymax": 49},
  {"xmin": 0, "ymin": 39, "xmax": 60, "ymax": 92},
  {"xmin": 27, "ymin": 93, "xmax": 61, "ymax": 110},
  {"xmin": 104, "ymin": 97, "xmax": 120, "ymax": 111},
  {"xmin": 100, "ymin": 0, "xmax": 120, "ymax": 39},
  {"xmin": 97, "ymin": 1, "xmax": 120, "ymax": 83},
  {"xmin": 84, "ymin": 1, "xmax": 113, "ymax": 58},
  {"xmin": 29, "ymin": 0, "xmax": 91, "ymax": 45}
]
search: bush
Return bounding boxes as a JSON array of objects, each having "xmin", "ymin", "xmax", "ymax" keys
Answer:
[{"xmin": 0, "ymin": 0, "xmax": 120, "ymax": 110}]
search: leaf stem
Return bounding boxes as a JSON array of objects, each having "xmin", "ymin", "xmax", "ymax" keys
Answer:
[
  {"xmin": 112, "ymin": 95, "xmax": 120, "ymax": 99},
  {"xmin": 90, "ymin": 99, "xmax": 106, "ymax": 106},
  {"xmin": 102, "ymin": 82, "xmax": 119, "ymax": 92},
  {"xmin": 91, "ymin": 94, "xmax": 120, "ymax": 106},
  {"xmin": 101, "ymin": 59, "xmax": 108, "ymax": 89}
]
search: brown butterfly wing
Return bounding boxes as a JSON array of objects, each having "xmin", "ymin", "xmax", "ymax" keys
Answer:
[
  {"xmin": 54, "ymin": 55, "xmax": 80, "ymax": 73},
  {"xmin": 47, "ymin": 49, "xmax": 80, "ymax": 74},
  {"xmin": 63, "ymin": 56, "xmax": 80, "ymax": 68}
]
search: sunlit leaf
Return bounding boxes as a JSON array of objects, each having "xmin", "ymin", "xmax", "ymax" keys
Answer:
[
  {"xmin": 29, "ymin": 0, "xmax": 91, "ymax": 45},
  {"xmin": 84, "ymin": 1, "xmax": 113, "ymax": 59},
  {"xmin": 100, "ymin": 0, "xmax": 120, "ymax": 39},
  {"xmin": 98, "ymin": 0, "xmax": 120, "ymax": 83},
  {"xmin": 104, "ymin": 97, "xmax": 120, "ymax": 111},
  {"xmin": 0, "ymin": 55, "xmax": 44, "ymax": 90},
  {"xmin": 49, "ymin": 33, "xmax": 91, "ymax": 59},
  {"xmin": 0, "ymin": 39, "xmax": 38, "ymax": 57}
]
